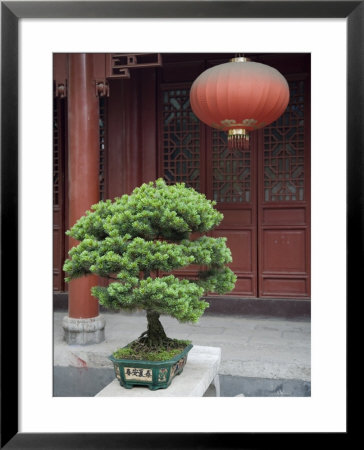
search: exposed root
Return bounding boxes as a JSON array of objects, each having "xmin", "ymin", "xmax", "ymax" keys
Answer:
[
  {"xmin": 138, "ymin": 330, "xmax": 148, "ymax": 339},
  {"xmin": 130, "ymin": 310, "xmax": 189, "ymax": 354},
  {"xmin": 130, "ymin": 332, "xmax": 185, "ymax": 353}
]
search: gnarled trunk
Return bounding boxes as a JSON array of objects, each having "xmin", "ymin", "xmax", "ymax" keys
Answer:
[{"xmin": 146, "ymin": 310, "xmax": 167, "ymax": 346}]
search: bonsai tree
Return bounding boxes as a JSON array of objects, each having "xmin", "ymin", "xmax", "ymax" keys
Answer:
[{"xmin": 63, "ymin": 179, "xmax": 236, "ymax": 357}]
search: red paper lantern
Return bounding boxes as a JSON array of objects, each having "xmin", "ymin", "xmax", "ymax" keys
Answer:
[{"xmin": 190, "ymin": 57, "xmax": 290, "ymax": 148}]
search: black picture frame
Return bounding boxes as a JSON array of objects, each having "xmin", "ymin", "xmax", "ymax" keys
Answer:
[{"xmin": 1, "ymin": 1, "xmax": 358, "ymax": 448}]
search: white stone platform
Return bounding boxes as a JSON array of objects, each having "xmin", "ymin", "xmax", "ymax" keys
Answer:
[{"xmin": 95, "ymin": 346, "xmax": 221, "ymax": 397}]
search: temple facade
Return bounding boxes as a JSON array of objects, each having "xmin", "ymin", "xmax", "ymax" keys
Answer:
[{"xmin": 53, "ymin": 53, "xmax": 310, "ymax": 342}]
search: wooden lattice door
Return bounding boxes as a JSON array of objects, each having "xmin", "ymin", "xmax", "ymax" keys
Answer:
[
  {"xmin": 159, "ymin": 83, "xmax": 258, "ymax": 296},
  {"xmin": 257, "ymin": 76, "xmax": 310, "ymax": 297},
  {"xmin": 207, "ymin": 130, "xmax": 258, "ymax": 296},
  {"xmin": 159, "ymin": 75, "xmax": 310, "ymax": 298}
]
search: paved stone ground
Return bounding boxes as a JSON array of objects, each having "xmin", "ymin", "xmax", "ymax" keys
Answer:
[{"xmin": 54, "ymin": 311, "xmax": 310, "ymax": 382}]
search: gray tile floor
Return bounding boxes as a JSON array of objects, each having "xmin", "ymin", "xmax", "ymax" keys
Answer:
[{"xmin": 54, "ymin": 311, "xmax": 310, "ymax": 383}]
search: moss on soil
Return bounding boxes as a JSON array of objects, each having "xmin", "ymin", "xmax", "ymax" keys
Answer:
[{"xmin": 113, "ymin": 339, "xmax": 191, "ymax": 361}]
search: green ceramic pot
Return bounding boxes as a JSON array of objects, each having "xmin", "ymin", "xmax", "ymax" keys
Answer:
[{"xmin": 109, "ymin": 344, "xmax": 193, "ymax": 390}]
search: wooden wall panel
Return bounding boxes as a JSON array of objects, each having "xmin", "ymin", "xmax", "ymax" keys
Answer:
[
  {"xmin": 53, "ymin": 98, "xmax": 66, "ymax": 292},
  {"xmin": 106, "ymin": 79, "xmax": 123, "ymax": 199},
  {"xmin": 140, "ymin": 68, "xmax": 158, "ymax": 184},
  {"xmin": 261, "ymin": 278, "xmax": 308, "ymax": 296},
  {"xmin": 263, "ymin": 208, "xmax": 306, "ymax": 225},
  {"xmin": 211, "ymin": 228, "xmax": 256, "ymax": 296},
  {"xmin": 212, "ymin": 230, "xmax": 253, "ymax": 272},
  {"xmin": 262, "ymin": 229, "xmax": 306, "ymax": 273},
  {"xmin": 107, "ymin": 69, "xmax": 158, "ymax": 197}
]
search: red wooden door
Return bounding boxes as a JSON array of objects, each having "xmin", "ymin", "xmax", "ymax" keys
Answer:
[
  {"xmin": 158, "ymin": 73, "xmax": 310, "ymax": 298},
  {"xmin": 159, "ymin": 83, "xmax": 258, "ymax": 295},
  {"xmin": 258, "ymin": 75, "xmax": 310, "ymax": 297},
  {"xmin": 206, "ymin": 129, "xmax": 258, "ymax": 296}
]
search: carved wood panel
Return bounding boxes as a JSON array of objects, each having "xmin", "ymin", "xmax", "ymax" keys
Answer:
[{"xmin": 160, "ymin": 86, "xmax": 204, "ymax": 191}]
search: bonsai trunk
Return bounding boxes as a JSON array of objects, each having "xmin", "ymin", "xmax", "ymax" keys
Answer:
[{"xmin": 146, "ymin": 310, "xmax": 167, "ymax": 346}]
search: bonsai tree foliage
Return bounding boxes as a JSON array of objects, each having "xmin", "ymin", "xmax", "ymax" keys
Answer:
[{"xmin": 64, "ymin": 179, "xmax": 236, "ymax": 355}]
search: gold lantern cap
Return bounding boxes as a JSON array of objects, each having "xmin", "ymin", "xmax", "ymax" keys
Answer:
[{"xmin": 230, "ymin": 56, "xmax": 250, "ymax": 62}]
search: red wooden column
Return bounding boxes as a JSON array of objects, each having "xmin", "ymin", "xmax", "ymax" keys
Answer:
[{"xmin": 63, "ymin": 53, "xmax": 105, "ymax": 344}]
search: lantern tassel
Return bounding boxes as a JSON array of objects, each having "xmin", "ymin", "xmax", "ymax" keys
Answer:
[{"xmin": 228, "ymin": 130, "xmax": 250, "ymax": 150}]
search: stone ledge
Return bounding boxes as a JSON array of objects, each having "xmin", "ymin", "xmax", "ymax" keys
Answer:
[{"xmin": 95, "ymin": 346, "xmax": 221, "ymax": 397}]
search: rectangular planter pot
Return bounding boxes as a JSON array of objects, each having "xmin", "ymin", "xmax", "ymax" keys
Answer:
[{"xmin": 109, "ymin": 344, "xmax": 193, "ymax": 390}]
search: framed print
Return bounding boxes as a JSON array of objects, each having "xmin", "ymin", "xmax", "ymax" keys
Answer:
[{"xmin": 1, "ymin": 1, "xmax": 359, "ymax": 448}]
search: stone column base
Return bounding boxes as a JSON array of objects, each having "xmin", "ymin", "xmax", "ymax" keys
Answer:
[{"xmin": 63, "ymin": 315, "xmax": 106, "ymax": 345}]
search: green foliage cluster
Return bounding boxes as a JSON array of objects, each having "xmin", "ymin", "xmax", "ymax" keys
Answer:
[{"xmin": 64, "ymin": 179, "xmax": 236, "ymax": 326}]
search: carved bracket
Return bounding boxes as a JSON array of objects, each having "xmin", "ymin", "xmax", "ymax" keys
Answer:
[{"xmin": 106, "ymin": 53, "xmax": 162, "ymax": 79}]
